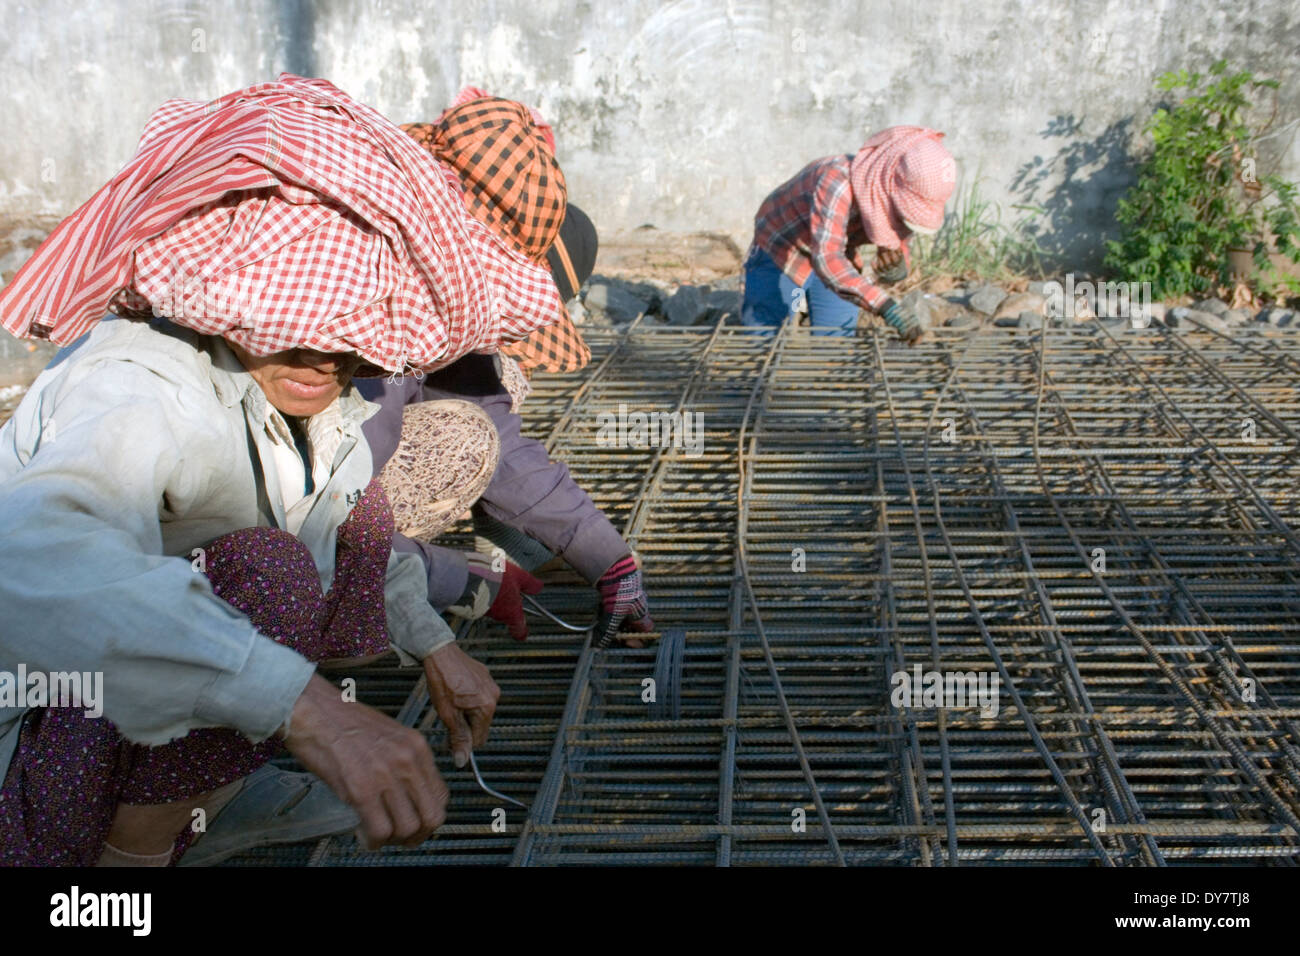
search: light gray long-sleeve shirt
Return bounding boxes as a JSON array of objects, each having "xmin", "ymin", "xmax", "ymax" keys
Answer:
[{"xmin": 0, "ymin": 317, "xmax": 454, "ymax": 779}]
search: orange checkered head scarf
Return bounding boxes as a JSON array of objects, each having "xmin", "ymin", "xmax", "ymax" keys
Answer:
[
  {"xmin": 402, "ymin": 98, "xmax": 566, "ymax": 263},
  {"xmin": 402, "ymin": 95, "xmax": 590, "ymax": 374}
]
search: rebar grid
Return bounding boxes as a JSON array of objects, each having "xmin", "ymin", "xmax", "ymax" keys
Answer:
[{"xmin": 229, "ymin": 318, "xmax": 1300, "ymax": 867}]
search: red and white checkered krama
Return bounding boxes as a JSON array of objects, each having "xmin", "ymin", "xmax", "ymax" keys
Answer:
[{"xmin": 0, "ymin": 74, "xmax": 563, "ymax": 375}]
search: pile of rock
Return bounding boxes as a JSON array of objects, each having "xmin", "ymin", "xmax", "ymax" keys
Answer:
[
  {"xmin": 575, "ymin": 273, "xmax": 1299, "ymax": 340},
  {"xmin": 898, "ymin": 280, "xmax": 1296, "ymax": 337},
  {"xmin": 578, "ymin": 275, "xmax": 742, "ymax": 328},
  {"xmin": 1163, "ymin": 298, "xmax": 1295, "ymax": 332},
  {"xmin": 887, "ymin": 284, "xmax": 1059, "ymax": 335}
]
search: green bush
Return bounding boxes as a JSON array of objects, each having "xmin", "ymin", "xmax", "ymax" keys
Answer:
[{"xmin": 1105, "ymin": 61, "xmax": 1300, "ymax": 300}]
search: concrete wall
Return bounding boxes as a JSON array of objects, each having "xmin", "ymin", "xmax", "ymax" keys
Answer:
[{"xmin": 2, "ymin": 0, "xmax": 1298, "ymax": 269}]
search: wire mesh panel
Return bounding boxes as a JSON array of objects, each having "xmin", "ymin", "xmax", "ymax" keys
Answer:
[{"xmin": 229, "ymin": 318, "xmax": 1300, "ymax": 867}]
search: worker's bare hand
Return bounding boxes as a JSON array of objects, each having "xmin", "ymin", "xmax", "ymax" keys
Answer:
[
  {"xmin": 873, "ymin": 246, "xmax": 909, "ymax": 285},
  {"xmin": 423, "ymin": 643, "xmax": 500, "ymax": 769},
  {"xmin": 873, "ymin": 247, "xmax": 903, "ymax": 271},
  {"xmin": 283, "ymin": 673, "xmax": 448, "ymax": 849}
]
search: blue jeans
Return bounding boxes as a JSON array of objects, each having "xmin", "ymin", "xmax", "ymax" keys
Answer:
[{"xmin": 741, "ymin": 247, "xmax": 860, "ymax": 337}]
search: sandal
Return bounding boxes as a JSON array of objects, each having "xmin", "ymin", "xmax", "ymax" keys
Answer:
[{"xmin": 178, "ymin": 764, "xmax": 360, "ymax": 866}]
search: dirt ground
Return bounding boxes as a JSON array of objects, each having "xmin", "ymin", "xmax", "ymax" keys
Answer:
[{"xmin": 592, "ymin": 227, "xmax": 744, "ymax": 284}]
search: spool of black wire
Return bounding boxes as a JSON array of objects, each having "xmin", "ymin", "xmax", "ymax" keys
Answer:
[{"xmin": 649, "ymin": 627, "xmax": 685, "ymax": 721}]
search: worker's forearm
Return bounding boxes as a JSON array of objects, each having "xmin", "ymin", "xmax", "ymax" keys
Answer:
[
  {"xmin": 0, "ymin": 418, "xmax": 313, "ymax": 745},
  {"xmin": 391, "ymin": 532, "xmax": 471, "ymax": 610},
  {"xmin": 812, "ymin": 252, "xmax": 890, "ymax": 313},
  {"xmin": 384, "ymin": 548, "xmax": 458, "ymax": 659}
]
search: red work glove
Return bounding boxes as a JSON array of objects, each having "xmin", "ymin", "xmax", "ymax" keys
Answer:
[
  {"xmin": 489, "ymin": 561, "xmax": 543, "ymax": 641},
  {"xmin": 447, "ymin": 552, "xmax": 543, "ymax": 641},
  {"xmin": 594, "ymin": 553, "xmax": 653, "ymax": 648}
]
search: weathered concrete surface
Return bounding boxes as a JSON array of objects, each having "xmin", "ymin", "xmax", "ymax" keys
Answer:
[{"xmin": 1, "ymin": 0, "xmax": 1298, "ymax": 269}]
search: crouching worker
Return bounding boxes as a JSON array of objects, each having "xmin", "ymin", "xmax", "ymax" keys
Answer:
[
  {"xmin": 742, "ymin": 126, "xmax": 957, "ymax": 342},
  {"xmin": 0, "ymin": 75, "xmax": 565, "ymax": 866},
  {"xmin": 366, "ymin": 94, "xmax": 652, "ymax": 652}
]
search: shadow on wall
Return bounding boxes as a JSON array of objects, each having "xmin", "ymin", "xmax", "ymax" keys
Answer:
[
  {"xmin": 278, "ymin": 0, "xmax": 317, "ymax": 77},
  {"xmin": 1010, "ymin": 115, "xmax": 1137, "ymax": 272}
]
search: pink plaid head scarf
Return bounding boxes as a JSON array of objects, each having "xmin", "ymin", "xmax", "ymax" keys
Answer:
[
  {"xmin": 849, "ymin": 126, "xmax": 956, "ymax": 251},
  {"xmin": 0, "ymin": 74, "xmax": 562, "ymax": 375}
]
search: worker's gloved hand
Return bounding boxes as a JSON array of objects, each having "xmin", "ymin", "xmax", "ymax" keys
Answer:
[
  {"xmin": 489, "ymin": 561, "xmax": 544, "ymax": 641},
  {"xmin": 873, "ymin": 247, "xmax": 908, "ymax": 284},
  {"xmin": 878, "ymin": 297, "xmax": 923, "ymax": 345},
  {"xmin": 594, "ymin": 552, "xmax": 653, "ymax": 648},
  {"xmin": 447, "ymin": 552, "xmax": 543, "ymax": 641},
  {"xmin": 446, "ymin": 552, "xmax": 502, "ymax": 621}
]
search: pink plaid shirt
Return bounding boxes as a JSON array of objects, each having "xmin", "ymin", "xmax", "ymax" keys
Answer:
[{"xmin": 751, "ymin": 155, "xmax": 903, "ymax": 313}]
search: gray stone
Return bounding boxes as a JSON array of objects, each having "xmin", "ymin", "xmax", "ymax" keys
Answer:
[
  {"xmin": 1193, "ymin": 297, "xmax": 1230, "ymax": 317},
  {"xmin": 1018, "ymin": 311, "xmax": 1045, "ymax": 331},
  {"xmin": 1137, "ymin": 301, "xmax": 1168, "ymax": 325},
  {"xmin": 1222, "ymin": 308, "xmax": 1250, "ymax": 325},
  {"xmin": 944, "ymin": 314, "xmax": 979, "ymax": 331},
  {"xmin": 993, "ymin": 291, "xmax": 1046, "ymax": 320},
  {"xmin": 911, "ymin": 295, "xmax": 964, "ymax": 326},
  {"xmin": 1027, "ymin": 280, "xmax": 1051, "ymax": 296},
  {"xmin": 899, "ymin": 290, "xmax": 939, "ymax": 332},
  {"xmin": 968, "ymin": 284, "xmax": 1008, "ymax": 316},
  {"xmin": 584, "ymin": 279, "xmax": 656, "ymax": 322},
  {"xmin": 993, "ymin": 315, "xmax": 1021, "ymax": 328},
  {"xmin": 706, "ymin": 288, "xmax": 740, "ymax": 316},
  {"xmin": 1171, "ymin": 306, "xmax": 1228, "ymax": 334},
  {"xmin": 1098, "ymin": 318, "xmax": 1129, "ymax": 334},
  {"xmin": 1258, "ymin": 307, "xmax": 1296, "ymax": 327},
  {"xmin": 662, "ymin": 285, "xmax": 709, "ymax": 326},
  {"xmin": 626, "ymin": 279, "xmax": 670, "ymax": 304}
]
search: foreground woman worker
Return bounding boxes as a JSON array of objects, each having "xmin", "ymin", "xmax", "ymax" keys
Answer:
[
  {"xmin": 742, "ymin": 126, "xmax": 957, "ymax": 340},
  {"xmin": 0, "ymin": 75, "xmax": 562, "ymax": 865}
]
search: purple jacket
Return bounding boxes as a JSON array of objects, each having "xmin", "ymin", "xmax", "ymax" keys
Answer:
[{"xmin": 357, "ymin": 354, "xmax": 628, "ymax": 608}]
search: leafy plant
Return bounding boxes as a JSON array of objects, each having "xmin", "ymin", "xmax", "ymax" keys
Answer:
[{"xmin": 1104, "ymin": 61, "xmax": 1300, "ymax": 300}]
